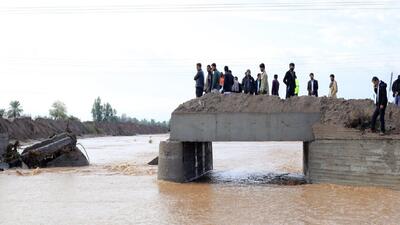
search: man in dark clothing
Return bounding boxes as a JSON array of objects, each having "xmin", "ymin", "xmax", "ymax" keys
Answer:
[
  {"xmin": 204, "ymin": 65, "xmax": 213, "ymax": 93},
  {"xmin": 283, "ymin": 63, "xmax": 297, "ymax": 99},
  {"xmin": 223, "ymin": 66, "xmax": 234, "ymax": 93},
  {"xmin": 272, "ymin": 74, "xmax": 280, "ymax": 96},
  {"xmin": 194, "ymin": 63, "xmax": 204, "ymax": 98},
  {"xmin": 242, "ymin": 69, "xmax": 255, "ymax": 94},
  {"xmin": 392, "ymin": 75, "xmax": 400, "ymax": 106},
  {"xmin": 371, "ymin": 76, "xmax": 388, "ymax": 135},
  {"xmin": 211, "ymin": 63, "xmax": 221, "ymax": 92},
  {"xmin": 307, "ymin": 73, "xmax": 319, "ymax": 97}
]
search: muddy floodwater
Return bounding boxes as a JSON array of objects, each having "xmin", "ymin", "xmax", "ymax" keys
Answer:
[{"xmin": 1, "ymin": 134, "xmax": 400, "ymax": 225}]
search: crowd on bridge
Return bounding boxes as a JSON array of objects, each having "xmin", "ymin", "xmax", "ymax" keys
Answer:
[{"xmin": 194, "ymin": 62, "xmax": 400, "ymax": 135}]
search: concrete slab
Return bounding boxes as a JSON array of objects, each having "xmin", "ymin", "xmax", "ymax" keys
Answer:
[
  {"xmin": 0, "ymin": 133, "xmax": 8, "ymax": 161},
  {"xmin": 170, "ymin": 112, "xmax": 321, "ymax": 142}
]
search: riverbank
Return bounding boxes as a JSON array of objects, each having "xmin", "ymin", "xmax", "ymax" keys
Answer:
[{"xmin": 0, "ymin": 117, "xmax": 169, "ymax": 141}]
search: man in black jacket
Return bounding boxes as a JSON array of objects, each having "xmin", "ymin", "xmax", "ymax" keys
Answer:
[
  {"xmin": 242, "ymin": 69, "xmax": 255, "ymax": 94},
  {"xmin": 307, "ymin": 73, "xmax": 319, "ymax": 97},
  {"xmin": 371, "ymin": 76, "xmax": 388, "ymax": 135},
  {"xmin": 392, "ymin": 75, "xmax": 400, "ymax": 106},
  {"xmin": 194, "ymin": 63, "xmax": 204, "ymax": 98},
  {"xmin": 283, "ymin": 63, "xmax": 297, "ymax": 99},
  {"xmin": 223, "ymin": 67, "xmax": 234, "ymax": 93}
]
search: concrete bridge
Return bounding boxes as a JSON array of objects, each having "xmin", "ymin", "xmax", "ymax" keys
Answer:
[{"xmin": 158, "ymin": 97, "xmax": 400, "ymax": 189}]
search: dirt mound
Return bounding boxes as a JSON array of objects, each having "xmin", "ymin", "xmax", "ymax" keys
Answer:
[
  {"xmin": 174, "ymin": 93, "xmax": 400, "ymax": 133},
  {"xmin": 0, "ymin": 117, "xmax": 169, "ymax": 141}
]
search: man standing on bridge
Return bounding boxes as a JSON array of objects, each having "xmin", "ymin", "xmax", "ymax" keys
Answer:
[
  {"xmin": 329, "ymin": 74, "xmax": 338, "ymax": 98},
  {"xmin": 259, "ymin": 63, "xmax": 269, "ymax": 95},
  {"xmin": 283, "ymin": 63, "xmax": 297, "ymax": 99},
  {"xmin": 371, "ymin": 76, "xmax": 388, "ymax": 135},
  {"xmin": 211, "ymin": 63, "xmax": 221, "ymax": 93},
  {"xmin": 223, "ymin": 66, "xmax": 234, "ymax": 93},
  {"xmin": 307, "ymin": 73, "xmax": 319, "ymax": 97},
  {"xmin": 392, "ymin": 75, "xmax": 400, "ymax": 106},
  {"xmin": 194, "ymin": 63, "xmax": 204, "ymax": 98}
]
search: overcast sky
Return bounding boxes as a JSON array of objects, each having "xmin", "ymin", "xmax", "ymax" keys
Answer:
[{"xmin": 1, "ymin": 0, "xmax": 400, "ymax": 121}]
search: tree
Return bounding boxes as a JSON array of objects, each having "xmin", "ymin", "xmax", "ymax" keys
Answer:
[
  {"xmin": 91, "ymin": 97, "xmax": 103, "ymax": 122},
  {"xmin": 7, "ymin": 101, "xmax": 23, "ymax": 118},
  {"xmin": 49, "ymin": 101, "xmax": 68, "ymax": 120},
  {"xmin": 0, "ymin": 109, "xmax": 5, "ymax": 118}
]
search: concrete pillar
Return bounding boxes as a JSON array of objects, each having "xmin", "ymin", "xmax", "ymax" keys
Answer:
[
  {"xmin": 308, "ymin": 139, "xmax": 400, "ymax": 189},
  {"xmin": 158, "ymin": 141, "xmax": 213, "ymax": 183},
  {"xmin": 303, "ymin": 141, "xmax": 310, "ymax": 182},
  {"xmin": 0, "ymin": 133, "xmax": 8, "ymax": 161}
]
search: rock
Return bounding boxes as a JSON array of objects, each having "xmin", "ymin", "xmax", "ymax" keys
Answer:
[
  {"xmin": 0, "ymin": 162, "xmax": 9, "ymax": 171},
  {"xmin": 46, "ymin": 148, "xmax": 89, "ymax": 167},
  {"xmin": 148, "ymin": 156, "xmax": 158, "ymax": 165}
]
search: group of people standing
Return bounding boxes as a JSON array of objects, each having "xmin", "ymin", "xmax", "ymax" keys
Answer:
[
  {"xmin": 194, "ymin": 63, "xmax": 400, "ymax": 136},
  {"xmin": 194, "ymin": 62, "xmax": 338, "ymax": 99}
]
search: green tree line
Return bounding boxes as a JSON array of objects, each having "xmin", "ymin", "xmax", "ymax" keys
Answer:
[{"xmin": 0, "ymin": 98, "xmax": 169, "ymax": 128}]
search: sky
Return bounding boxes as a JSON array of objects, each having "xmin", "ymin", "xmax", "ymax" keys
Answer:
[{"xmin": 1, "ymin": 0, "xmax": 400, "ymax": 121}]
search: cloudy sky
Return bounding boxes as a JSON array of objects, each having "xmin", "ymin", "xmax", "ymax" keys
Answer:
[{"xmin": 1, "ymin": 0, "xmax": 400, "ymax": 121}]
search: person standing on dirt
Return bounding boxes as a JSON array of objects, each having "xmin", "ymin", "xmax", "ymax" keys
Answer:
[
  {"xmin": 255, "ymin": 73, "xmax": 262, "ymax": 95},
  {"xmin": 307, "ymin": 73, "xmax": 319, "ymax": 97},
  {"xmin": 329, "ymin": 74, "xmax": 338, "ymax": 98},
  {"xmin": 194, "ymin": 63, "xmax": 205, "ymax": 98},
  {"xmin": 283, "ymin": 63, "xmax": 297, "ymax": 99},
  {"xmin": 259, "ymin": 63, "xmax": 269, "ymax": 95},
  {"xmin": 272, "ymin": 74, "xmax": 280, "ymax": 96},
  {"xmin": 204, "ymin": 65, "xmax": 213, "ymax": 94},
  {"xmin": 392, "ymin": 75, "xmax": 400, "ymax": 106},
  {"xmin": 242, "ymin": 69, "xmax": 255, "ymax": 94},
  {"xmin": 223, "ymin": 66, "xmax": 234, "ymax": 93},
  {"xmin": 211, "ymin": 63, "xmax": 221, "ymax": 93},
  {"xmin": 232, "ymin": 76, "xmax": 241, "ymax": 93},
  {"xmin": 371, "ymin": 77, "xmax": 388, "ymax": 135}
]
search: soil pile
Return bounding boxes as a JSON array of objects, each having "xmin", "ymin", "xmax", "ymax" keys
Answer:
[
  {"xmin": 0, "ymin": 117, "xmax": 169, "ymax": 141},
  {"xmin": 174, "ymin": 93, "xmax": 400, "ymax": 133}
]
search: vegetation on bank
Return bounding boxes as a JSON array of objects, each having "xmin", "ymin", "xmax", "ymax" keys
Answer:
[{"xmin": 0, "ymin": 97, "xmax": 169, "ymax": 129}]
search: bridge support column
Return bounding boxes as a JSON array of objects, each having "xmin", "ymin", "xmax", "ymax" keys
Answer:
[
  {"xmin": 158, "ymin": 141, "xmax": 213, "ymax": 183},
  {"xmin": 303, "ymin": 141, "xmax": 310, "ymax": 182}
]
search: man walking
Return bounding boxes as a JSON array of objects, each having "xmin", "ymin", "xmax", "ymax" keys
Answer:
[
  {"xmin": 329, "ymin": 74, "xmax": 338, "ymax": 98},
  {"xmin": 371, "ymin": 76, "xmax": 388, "ymax": 135},
  {"xmin": 392, "ymin": 75, "xmax": 400, "ymax": 106},
  {"xmin": 307, "ymin": 73, "xmax": 319, "ymax": 97},
  {"xmin": 272, "ymin": 74, "xmax": 279, "ymax": 96},
  {"xmin": 194, "ymin": 63, "xmax": 204, "ymax": 98},
  {"xmin": 211, "ymin": 63, "xmax": 221, "ymax": 93},
  {"xmin": 259, "ymin": 63, "xmax": 269, "ymax": 95},
  {"xmin": 223, "ymin": 66, "xmax": 234, "ymax": 93},
  {"xmin": 283, "ymin": 63, "xmax": 297, "ymax": 99}
]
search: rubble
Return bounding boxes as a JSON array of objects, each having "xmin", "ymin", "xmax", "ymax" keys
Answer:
[
  {"xmin": 21, "ymin": 133, "xmax": 89, "ymax": 168},
  {"xmin": 0, "ymin": 133, "xmax": 89, "ymax": 170}
]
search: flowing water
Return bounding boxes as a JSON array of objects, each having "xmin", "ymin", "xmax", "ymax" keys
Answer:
[{"xmin": 1, "ymin": 134, "xmax": 400, "ymax": 225}]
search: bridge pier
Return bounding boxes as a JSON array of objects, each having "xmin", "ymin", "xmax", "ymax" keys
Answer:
[
  {"xmin": 158, "ymin": 141, "xmax": 213, "ymax": 182},
  {"xmin": 304, "ymin": 139, "xmax": 400, "ymax": 189}
]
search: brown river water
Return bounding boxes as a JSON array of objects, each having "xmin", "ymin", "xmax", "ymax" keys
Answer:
[{"xmin": 1, "ymin": 134, "xmax": 400, "ymax": 225}]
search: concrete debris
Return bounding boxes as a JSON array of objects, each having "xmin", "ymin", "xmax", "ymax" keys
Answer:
[{"xmin": 19, "ymin": 133, "xmax": 89, "ymax": 169}]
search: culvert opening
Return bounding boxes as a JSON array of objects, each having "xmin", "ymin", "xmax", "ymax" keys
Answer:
[{"xmin": 196, "ymin": 141, "xmax": 307, "ymax": 185}]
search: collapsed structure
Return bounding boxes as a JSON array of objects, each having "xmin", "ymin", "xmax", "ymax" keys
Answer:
[
  {"xmin": 159, "ymin": 94, "xmax": 400, "ymax": 189},
  {"xmin": 0, "ymin": 133, "xmax": 89, "ymax": 170}
]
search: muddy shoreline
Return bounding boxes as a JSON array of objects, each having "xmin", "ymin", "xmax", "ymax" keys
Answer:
[{"xmin": 0, "ymin": 117, "xmax": 169, "ymax": 141}]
